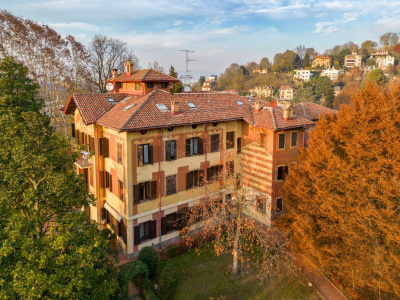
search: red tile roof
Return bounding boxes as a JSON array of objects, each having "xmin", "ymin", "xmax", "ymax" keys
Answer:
[
  {"xmin": 64, "ymin": 90, "xmax": 336, "ymax": 131},
  {"xmin": 107, "ymin": 69, "xmax": 180, "ymax": 83},
  {"xmin": 280, "ymin": 86, "xmax": 293, "ymax": 90}
]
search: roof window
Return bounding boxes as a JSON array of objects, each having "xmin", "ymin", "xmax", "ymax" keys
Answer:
[
  {"xmin": 187, "ymin": 102, "xmax": 196, "ymax": 109},
  {"xmin": 106, "ymin": 97, "xmax": 116, "ymax": 104},
  {"xmin": 123, "ymin": 104, "xmax": 136, "ymax": 111},
  {"xmin": 235, "ymin": 100, "xmax": 244, "ymax": 106},
  {"xmin": 156, "ymin": 103, "xmax": 169, "ymax": 112},
  {"xmin": 122, "ymin": 96, "xmax": 133, "ymax": 102},
  {"xmin": 247, "ymin": 98, "xmax": 253, "ymax": 103}
]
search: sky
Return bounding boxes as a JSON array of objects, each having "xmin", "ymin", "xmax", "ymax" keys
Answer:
[{"xmin": 1, "ymin": 0, "xmax": 400, "ymax": 80}]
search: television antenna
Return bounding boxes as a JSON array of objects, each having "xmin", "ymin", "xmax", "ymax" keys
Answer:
[{"xmin": 179, "ymin": 50, "xmax": 195, "ymax": 89}]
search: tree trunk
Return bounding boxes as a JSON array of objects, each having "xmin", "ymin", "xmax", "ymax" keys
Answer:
[{"xmin": 232, "ymin": 205, "xmax": 241, "ymax": 277}]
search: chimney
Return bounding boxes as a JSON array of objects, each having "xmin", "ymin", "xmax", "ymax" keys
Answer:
[
  {"xmin": 171, "ymin": 101, "xmax": 180, "ymax": 115},
  {"xmin": 283, "ymin": 105, "xmax": 294, "ymax": 119},
  {"xmin": 254, "ymin": 101, "xmax": 262, "ymax": 112},
  {"xmin": 125, "ymin": 60, "xmax": 134, "ymax": 75},
  {"xmin": 112, "ymin": 69, "xmax": 118, "ymax": 78}
]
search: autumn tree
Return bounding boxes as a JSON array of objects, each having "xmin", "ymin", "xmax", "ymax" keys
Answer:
[
  {"xmin": 279, "ymin": 81, "xmax": 400, "ymax": 298},
  {"xmin": 379, "ymin": 32, "xmax": 399, "ymax": 49},
  {"xmin": 361, "ymin": 40, "xmax": 378, "ymax": 54},
  {"xmin": 259, "ymin": 57, "xmax": 271, "ymax": 70},
  {"xmin": 0, "ymin": 57, "xmax": 120, "ymax": 299},
  {"xmin": 332, "ymin": 81, "xmax": 360, "ymax": 109}
]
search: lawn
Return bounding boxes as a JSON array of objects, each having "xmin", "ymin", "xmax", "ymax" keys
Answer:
[{"xmin": 161, "ymin": 247, "xmax": 321, "ymax": 300}]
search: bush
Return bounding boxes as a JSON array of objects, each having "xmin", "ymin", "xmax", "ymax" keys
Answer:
[
  {"xmin": 144, "ymin": 289, "xmax": 159, "ymax": 300},
  {"xmin": 157, "ymin": 264, "xmax": 178, "ymax": 300},
  {"xmin": 120, "ymin": 260, "xmax": 151, "ymax": 296},
  {"xmin": 138, "ymin": 246, "xmax": 159, "ymax": 278}
]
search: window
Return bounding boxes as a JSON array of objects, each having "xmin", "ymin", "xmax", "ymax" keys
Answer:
[
  {"xmin": 134, "ymin": 220, "xmax": 157, "ymax": 245},
  {"xmin": 207, "ymin": 165, "xmax": 223, "ymax": 182},
  {"xmin": 104, "ymin": 171, "xmax": 112, "ymax": 192},
  {"xmin": 226, "ymin": 132, "xmax": 234, "ymax": 149},
  {"xmin": 276, "ymin": 197, "xmax": 283, "ymax": 213},
  {"xmin": 166, "ymin": 175, "xmax": 177, "ymax": 196},
  {"xmin": 260, "ymin": 133, "xmax": 267, "ymax": 148},
  {"xmin": 277, "ymin": 166, "xmax": 289, "ymax": 180},
  {"xmin": 135, "ymin": 83, "xmax": 141, "ymax": 90},
  {"xmin": 256, "ymin": 196, "xmax": 265, "ymax": 212},
  {"xmin": 71, "ymin": 123, "xmax": 75, "ymax": 138},
  {"xmin": 118, "ymin": 180, "xmax": 124, "ymax": 200},
  {"xmin": 187, "ymin": 102, "xmax": 196, "ymax": 109},
  {"xmin": 138, "ymin": 144, "xmax": 153, "ymax": 166},
  {"xmin": 156, "ymin": 103, "xmax": 168, "ymax": 112},
  {"xmin": 291, "ymin": 131, "xmax": 298, "ymax": 147},
  {"xmin": 227, "ymin": 161, "xmax": 234, "ymax": 177},
  {"xmin": 118, "ymin": 221, "xmax": 127, "ymax": 244},
  {"xmin": 165, "ymin": 140, "xmax": 177, "ymax": 161},
  {"xmin": 117, "ymin": 143, "xmax": 122, "ymax": 164},
  {"xmin": 185, "ymin": 137, "xmax": 203, "ymax": 156},
  {"xmin": 186, "ymin": 170, "xmax": 204, "ymax": 190},
  {"xmin": 210, "ymin": 134, "xmax": 219, "ymax": 152},
  {"xmin": 133, "ymin": 181, "xmax": 157, "ymax": 204},
  {"xmin": 237, "ymin": 138, "xmax": 242, "ymax": 154},
  {"xmin": 146, "ymin": 82, "xmax": 154, "ymax": 88},
  {"xmin": 161, "ymin": 213, "xmax": 177, "ymax": 235},
  {"xmin": 88, "ymin": 136, "xmax": 94, "ymax": 152},
  {"xmin": 99, "ymin": 138, "xmax": 109, "ymax": 157},
  {"xmin": 161, "ymin": 82, "xmax": 168, "ymax": 88},
  {"xmin": 278, "ymin": 133, "xmax": 285, "ymax": 149},
  {"xmin": 235, "ymin": 100, "xmax": 244, "ymax": 106}
]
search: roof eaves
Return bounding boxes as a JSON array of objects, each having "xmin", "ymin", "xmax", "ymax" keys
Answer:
[{"xmin": 72, "ymin": 94, "xmax": 89, "ymax": 126}]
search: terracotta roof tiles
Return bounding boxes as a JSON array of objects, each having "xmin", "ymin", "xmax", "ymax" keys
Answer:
[{"xmin": 107, "ymin": 69, "xmax": 180, "ymax": 83}]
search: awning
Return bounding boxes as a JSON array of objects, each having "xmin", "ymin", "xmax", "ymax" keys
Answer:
[{"xmin": 104, "ymin": 203, "xmax": 123, "ymax": 222}]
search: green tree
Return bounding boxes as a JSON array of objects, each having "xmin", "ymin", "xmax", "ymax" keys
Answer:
[
  {"xmin": 259, "ymin": 57, "xmax": 271, "ymax": 70},
  {"xmin": 0, "ymin": 57, "xmax": 119, "ymax": 299},
  {"xmin": 303, "ymin": 53, "xmax": 310, "ymax": 68},
  {"xmin": 315, "ymin": 76, "xmax": 332, "ymax": 95},
  {"xmin": 366, "ymin": 58, "xmax": 376, "ymax": 66},
  {"xmin": 198, "ymin": 75, "xmax": 206, "ymax": 86},
  {"xmin": 324, "ymin": 87, "xmax": 334, "ymax": 108},
  {"xmin": 169, "ymin": 65, "xmax": 183, "ymax": 93},
  {"xmin": 365, "ymin": 69, "xmax": 388, "ymax": 87},
  {"xmin": 169, "ymin": 65, "xmax": 178, "ymax": 78},
  {"xmin": 293, "ymin": 86, "xmax": 315, "ymax": 104},
  {"xmin": 361, "ymin": 40, "xmax": 378, "ymax": 54},
  {"xmin": 279, "ymin": 81, "xmax": 400, "ymax": 299}
]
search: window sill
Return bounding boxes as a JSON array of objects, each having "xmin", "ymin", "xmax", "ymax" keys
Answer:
[
  {"xmin": 136, "ymin": 199, "xmax": 152, "ymax": 205},
  {"xmin": 165, "ymin": 192, "xmax": 177, "ymax": 197},
  {"xmin": 139, "ymin": 238, "xmax": 152, "ymax": 244}
]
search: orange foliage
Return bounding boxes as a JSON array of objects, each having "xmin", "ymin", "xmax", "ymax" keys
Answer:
[{"xmin": 278, "ymin": 81, "xmax": 400, "ymax": 298}]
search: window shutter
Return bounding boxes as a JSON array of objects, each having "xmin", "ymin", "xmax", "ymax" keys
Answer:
[
  {"xmin": 137, "ymin": 145, "xmax": 143, "ymax": 167},
  {"xmin": 161, "ymin": 217, "xmax": 167, "ymax": 235},
  {"xmin": 109, "ymin": 173, "xmax": 113, "ymax": 193},
  {"xmin": 151, "ymin": 181, "xmax": 157, "ymax": 199},
  {"xmin": 186, "ymin": 172, "xmax": 192, "ymax": 190},
  {"xmin": 89, "ymin": 136, "xmax": 94, "ymax": 151},
  {"xmin": 134, "ymin": 225, "xmax": 140, "ymax": 245},
  {"xmin": 99, "ymin": 138, "xmax": 104, "ymax": 155},
  {"xmin": 134, "ymin": 184, "xmax": 140, "ymax": 204},
  {"xmin": 172, "ymin": 175, "xmax": 176, "ymax": 194},
  {"xmin": 71, "ymin": 124, "xmax": 76, "ymax": 138},
  {"xmin": 283, "ymin": 166, "xmax": 289, "ymax": 179},
  {"xmin": 75, "ymin": 129, "xmax": 80, "ymax": 141},
  {"xmin": 119, "ymin": 221, "xmax": 127, "ymax": 244},
  {"xmin": 207, "ymin": 167, "xmax": 212, "ymax": 182},
  {"xmin": 165, "ymin": 141, "xmax": 171, "ymax": 161},
  {"xmin": 199, "ymin": 169, "xmax": 205, "ymax": 186},
  {"xmin": 100, "ymin": 171, "xmax": 105, "ymax": 188},
  {"xmin": 149, "ymin": 145, "xmax": 153, "ymax": 164},
  {"xmin": 185, "ymin": 139, "xmax": 190, "ymax": 156},
  {"xmin": 198, "ymin": 138, "xmax": 203, "ymax": 155},
  {"xmin": 172, "ymin": 141, "xmax": 177, "ymax": 159},
  {"xmin": 102, "ymin": 139, "xmax": 109, "ymax": 158},
  {"xmin": 151, "ymin": 220, "xmax": 157, "ymax": 239}
]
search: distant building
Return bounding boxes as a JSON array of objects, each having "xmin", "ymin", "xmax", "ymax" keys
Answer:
[
  {"xmin": 371, "ymin": 51, "xmax": 395, "ymax": 69},
  {"xmin": 321, "ymin": 68, "xmax": 344, "ymax": 81},
  {"xmin": 249, "ymin": 86, "xmax": 274, "ymax": 98},
  {"xmin": 252, "ymin": 68, "xmax": 268, "ymax": 74},
  {"xmin": 345, "ymin": 53, "xmax": 362, "ymax": 68},
  {"xmin": 293, "ymin": 69, "xmax": 315, "ymax": 82},
  {"xmin": 311, "ymin": 55, "xmax": 332, "ymax": 68},
  {"xmin": 333, "ymin": 86, "xmax": 343, "ymax": 97},
  {"xmin": 202, "ymin": 84, "xmax": 211, "ymax": 92},
  {"xmin": 280, "ymin": 86, "xmax": 294, "ymax": 99}
]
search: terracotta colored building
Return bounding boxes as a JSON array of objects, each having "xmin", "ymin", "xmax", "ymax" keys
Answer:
[
  {"xmin": 279, "ymin": 86, "xmax": 294, "ymax": 99},
  {"xmin": 311, "ymin": 55, "xmax": 332, "ymax": 68},
  {"xmin": 64, "ymin": 69, "xmax": 334, "ymax": 258}
]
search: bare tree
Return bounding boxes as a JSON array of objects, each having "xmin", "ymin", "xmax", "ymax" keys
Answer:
[
  {"xmin": 294, "ymin": 44, "xmax": 306, "ymax": 60},
  {"xmin": 89, "ymin": 35, "xmax": 139, "ymax": 93},
  {"xmin": 147, "ymin": 61, "xmax": 165, "ymax": 73}
]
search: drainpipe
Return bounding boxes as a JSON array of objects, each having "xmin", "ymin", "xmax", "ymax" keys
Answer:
[
  {"xmin": 204, "ymin": 125, "xmax": 208, "ymax": 198},
  {"xmin": 302, "ymin": 127, "xmax": 305, "ymax": 149},
  {"xmin": 158, "ymin": 130, "xmax": 162, "ymax": 249},
  {"xmin": 95, "ymin": 125, "xmax": 102, "ymax": 228},
  {"xmin": 273, "ymin": 130, "xmax": 284, "ymax": 220}
]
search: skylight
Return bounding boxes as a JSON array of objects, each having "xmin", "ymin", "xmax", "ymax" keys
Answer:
[
  {"xmin": 123, "ymin": 104, "xmax": 136, "ymax": 111},
  {"xmin": 247, "ymin": 98, "xmax": 253, "ymax": 103},
  {"xmin": 122, "ymin": 96, "xmax": 133, "ymax": 102},
  {"xmin": 187, "ymin": 102, "xmax": 196, "ymax": 109},
  {"xmin": 235, "ymin": 100, "xmax": 244, "ymax": 106},
  {"xmin": 106, "ymin": 97, "xmax": 116, "ymax": 104},
  {"xmin": 156, "ymin": 103, "xmax": 169, "ymax": 112}
]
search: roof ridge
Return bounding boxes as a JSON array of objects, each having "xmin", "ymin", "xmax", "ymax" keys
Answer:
[
  {"xmin": 120, "ymin": 91, "xmax": 157, "ymax": 131},
  {"xmin": 267, "ymin": 107, "xmax": 277, "ymax": 130},
  {"xmin": 142, "ymin": 69, "xmax": 152, "ymax": 80},
  {"xmin": 301, "ymin": 102, "xmax": 308, "ymax": 119}
]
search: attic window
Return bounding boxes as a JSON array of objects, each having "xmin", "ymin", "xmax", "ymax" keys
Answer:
[
  {"xmin": 156, "ymin": 103, "xmax": 169, "ymax": 112},
  {"xmin": 123, "ymin": 104, "xmax": 136, "ymax": 111},
  {"xmin": 247, "ymin": 98, "xmax": 253, "ymax": 103},
  {"xmin": 187, "ymin": 102, "xmax": 196, "ymax": 109},
  {"xmin": 122, "ymin": 96, "xmax": 133, "ymax": 102},
  {"xmin": 235, "ymin": 100, "xmax": 244, "ymax": 106},
  {"xmin": 106, "ymin": 97, "xmax": 116, "ymax": 104}
]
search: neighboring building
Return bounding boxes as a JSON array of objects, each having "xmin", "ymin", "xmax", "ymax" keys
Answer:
[
  {"xmin": 106, "ymin": 60, "xmax": 180, "ymax": 95},
  {"xmin": 279, "ymin": 86, "xmax": 294, "ymax": 99},
  {"xmin": 293, "ymin": 69, "xmax": 315, "ymax": 82},
  {"xmin": 252, "ymin": 68, "xmax": 268, "ymax": 74},
  {"xmin": 333, "ymin": 86, "xmax": 343, "ymax": 97},
  {"xmin": 64, "ymin": 75, "xmax": 334, "ymax": 259},
  {"xmin": 202, "ymin": 84, "xmax": 211, "ymax": 92},
  {"xmin": 249, "ymin": 86, "xmax": 274, "ymax": 98},
  {"xmin": 345, "ymin": 53, "xmax": 362, "ymax": 68},
  {"xmin": 321, "ymin": 68, "xmax": 344, "ymax": 81},
  {"xmin": 311, "ymin": 55, "xmax": 332, "ymax": 68},
  {"xmin": 371, "ymin": 51, "xmax": 395, "ymax": 69}
]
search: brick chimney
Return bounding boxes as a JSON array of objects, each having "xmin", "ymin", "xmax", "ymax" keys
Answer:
[
  {"xmin": 125, "ymin": 60, "xmax": 134, "ymax": 75},
  {"xmin": 171, "ymin": 101, "xmax": 180, "ymax": 115},
  {"xmin": 254, "ymin": 101, "xmax": 262, "ymax": 112},
  {"xmin": 112, "ymin": 69, "xmax": 118, "ymax": 78}
]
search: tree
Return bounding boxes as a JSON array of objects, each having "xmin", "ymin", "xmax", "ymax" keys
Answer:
[
  {"xmin": 168, "ymin": 65, "xmax": 183, "ymax": 94},
  {"xmin": 148, "ymin": 61, "xmax": 165, "ymax": 73},
  {"xmin": 294, "ymin": 44, "xmax": 306, "ymax": 61},
  {"xmin": 332, "ymin": 81, "xmax": 360, "ymax": 109},
  {"xmin": 365, "ymin": 69, "xmax": 387, "ymax": 87},
  {"xmin": 303, "ymin": 53, "xmax": 310, "ymax": 68},
  {"xmin": 393, "ymin": 43, "xmax": 400, "ymax": 57},
  {"xmin": 366, "ymin": 58, "xmax": 376, "ymax": 66},
  {"xmin": 293, "ymin": 86, "xmax": 315, "ymax": 104},
  {"xmin": 324, "ymin": 87, "xmax": 334, "ymax": 108},
  {"xmin": 315, "ymin": 76, "xmax": 332, "ymax": 95},
  {"xmin": 169, "ymin": 65, "xmax": 178, "ymax": 78},
  {"xmin": 279, "ymin": 81, "xmax": 400, "ymax": 298},
  {"xmin": 379, "ymin": 32, "xmax": 399, "ymax": 49},
  {"xmin": 361, "ymin": 40, "xmax": 378, "ymax": 54},
  {"xmin": 0, "ymin": 57, "xmax": 120, "ymax": 299},
  {"xmin": 305, "ymin": 47, "xmax": 317, "ymax": 60},
  {"xmin": 89, "ymin": 34, "xmax": 139, "ymax": 93},
  {"xmin": 259, "ymin": 57, "xmax": 271, "ymax": 70},
  {"xmin": 198, "ymin": 75, "xmax": 206, "ymax": 86}
]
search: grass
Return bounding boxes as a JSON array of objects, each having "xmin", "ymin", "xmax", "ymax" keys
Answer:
[{"xmin": 160, "ymin": 246, "xmax": 321, "ymax": 300}]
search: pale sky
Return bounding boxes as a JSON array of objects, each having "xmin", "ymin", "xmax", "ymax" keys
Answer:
[{"xmin": 1, "ymin": 0, "xmax": 399, "ymax": 79}]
